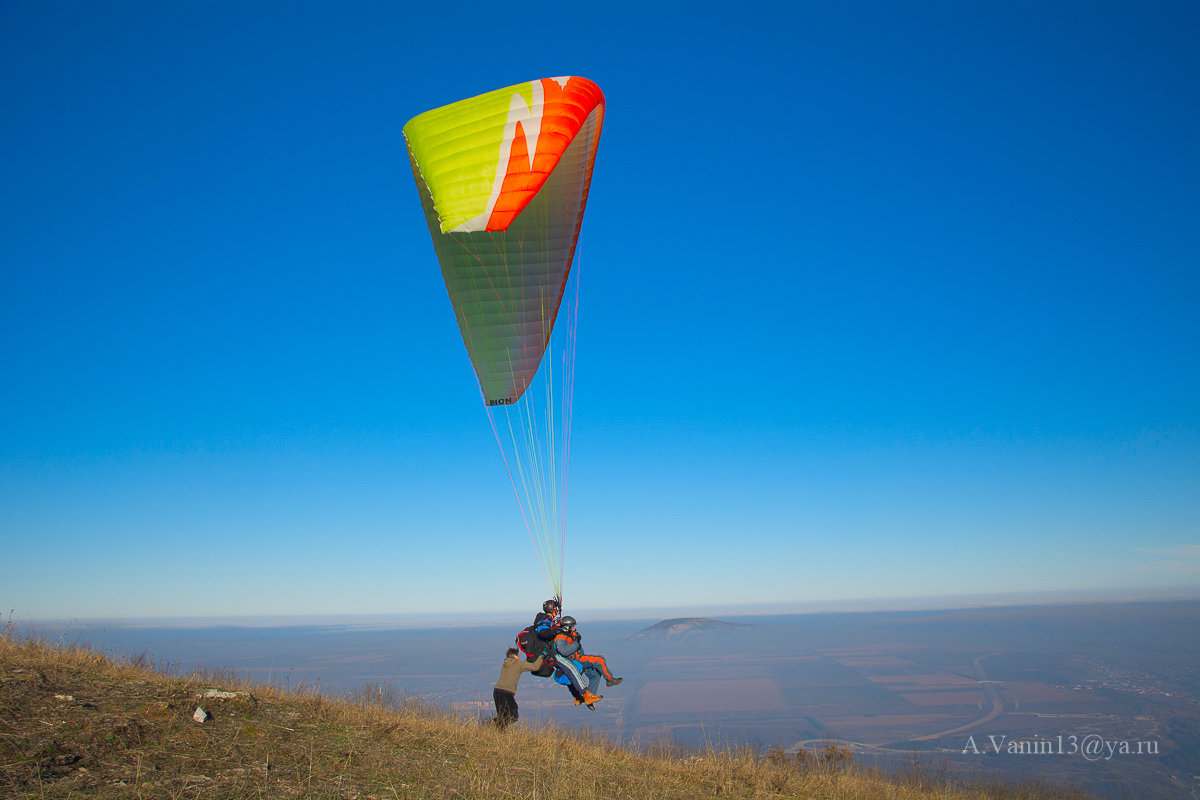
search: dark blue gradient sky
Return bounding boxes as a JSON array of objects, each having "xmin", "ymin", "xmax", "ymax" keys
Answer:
[{"xmin": 2, "ymin": 1, "xmax": 1197, "ymax": 618}]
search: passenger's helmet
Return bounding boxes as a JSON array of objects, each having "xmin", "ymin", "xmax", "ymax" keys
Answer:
[{"xmin": 559, "ymin": 616, "xmax": 577, "ymax": 629}]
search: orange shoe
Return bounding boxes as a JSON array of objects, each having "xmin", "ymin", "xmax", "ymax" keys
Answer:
[{"xmin": 582, "ymin": 691, "xmax": 604, "ymax": 704}]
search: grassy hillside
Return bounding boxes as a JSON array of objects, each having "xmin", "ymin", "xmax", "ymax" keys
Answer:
[{"xmin": 0, "ymin": 630, "xmax": 1094, "ymax": 799}]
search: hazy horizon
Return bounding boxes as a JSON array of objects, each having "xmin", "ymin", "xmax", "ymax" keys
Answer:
[{"xmin": 16, "ymin": 583, "xmax": 1200, "ymax": 628}]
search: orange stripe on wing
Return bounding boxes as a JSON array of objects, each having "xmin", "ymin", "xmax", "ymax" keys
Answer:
[{"xmin": 486, "ymin": 77, "xmax": 605, "ymax": 232}]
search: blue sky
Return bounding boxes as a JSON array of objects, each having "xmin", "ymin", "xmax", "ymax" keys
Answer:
[{"xmin": 3, "ymin": 1, "xmax": 1198, "ymax": 620}]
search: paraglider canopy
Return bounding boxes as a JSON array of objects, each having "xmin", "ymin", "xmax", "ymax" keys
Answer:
[
  {"xmin": 404, "ymin": 76, "xmax": 604, "ymax": 405},
  {"xmin": 404, "ymin": 77, "xmax": 605, "ymax": 599}
]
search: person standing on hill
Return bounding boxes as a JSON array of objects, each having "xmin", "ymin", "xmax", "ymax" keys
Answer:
[{"xmin": 492, "ymin": 648, "xmax": 544, "ymax": 729}]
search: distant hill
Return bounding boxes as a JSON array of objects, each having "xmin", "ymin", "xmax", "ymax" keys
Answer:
[
  {"xmin": 630, "ymin": 617, "xmax": 755, "ymax": 641},
  {"xmin": 0, "ymin": 630, "xmax": 1093, "ymax": 799}
]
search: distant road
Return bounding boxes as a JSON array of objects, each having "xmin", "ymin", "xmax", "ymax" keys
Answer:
[
  {"xmin": 793, "ymin": 651, "xmax": 1006, "ymax": 754},
  {"xmin": 909, "ymin": 651, "xmax": 1004, "ymax": 742}
]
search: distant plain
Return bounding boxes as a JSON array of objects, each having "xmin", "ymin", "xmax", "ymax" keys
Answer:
[{"xmin": 27, "ymin": 601, "xmax": 1200, "ymax": 800}]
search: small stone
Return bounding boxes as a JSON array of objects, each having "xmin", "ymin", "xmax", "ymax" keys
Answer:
[
  {"xmin": 54, "ymin": 694, "xmax": 74, "ymax": 701},
  {"xmin": 192, "ymin": 707, "xmax": 211, "ymax": 723}
]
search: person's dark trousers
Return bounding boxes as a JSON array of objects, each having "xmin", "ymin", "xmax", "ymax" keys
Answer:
[{"xmin": 493, "ymin": 688, "xmax": 518, "ymax": 729}]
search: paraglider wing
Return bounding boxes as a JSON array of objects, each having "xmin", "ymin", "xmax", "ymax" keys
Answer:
[{"xmin": 404, "ymin": 77, "xmax": 605, "ymax": 404}]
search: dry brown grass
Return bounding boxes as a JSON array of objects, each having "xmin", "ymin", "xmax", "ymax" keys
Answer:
[{"xmin": 0, "ymin": 628, "xmax": 1094, "ymax": 799}]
